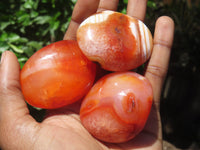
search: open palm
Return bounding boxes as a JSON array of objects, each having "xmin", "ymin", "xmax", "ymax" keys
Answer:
[{"xmin": 0, "ymin": 0, "xmax": 174, "ymax": 149}]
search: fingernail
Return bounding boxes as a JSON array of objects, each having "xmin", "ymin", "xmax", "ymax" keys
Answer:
[{"xmin": 1, "ymin": 51, "xmax": 6, "ymax": 64}]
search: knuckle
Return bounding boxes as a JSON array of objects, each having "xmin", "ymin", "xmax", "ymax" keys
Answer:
[
  {"xmin": 154, "ymin": 39, "xmax": 172, "ymax": 49},
  {"xmin": 146, "ymin": 64, "xmax": 168, "ymax": 79}
]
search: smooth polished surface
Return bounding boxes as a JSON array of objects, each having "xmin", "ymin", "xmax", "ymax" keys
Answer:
[
  {"xmin": 80, "ymin": 72, "xmax": 153, "ymax": 143},
  {"xmin": 77, "ymin": 10, "xmax": 153, "ymax": 71},
  {"xmin": 20, "ymin": 40, "xmax": 96, "ymax": 109}
]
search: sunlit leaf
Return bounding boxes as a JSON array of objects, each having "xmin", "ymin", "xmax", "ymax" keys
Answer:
[
  {"xmin": 8, "ymin": 43, "xmax": 24, "ymax": 53},
  {"xmin": 18, "ymin": 57, "xmax": 28, "ymax": 62},
  {"xmin": 16, "ymin": 37, "xmax": 29, "ymax": 43},
  {"xmin": 71, "ymin": 0, "xmax": 77, "ymax": 4},
  {"xmin": 7, "ymin": 33, "xmax": 20, "ymax": 43},
  {"xmin": 24, "ymin": 0, "xmax": 34, "ymax": 9},
  {"xmin": 27, "ymin": 41, "xmax": 43, "ymax": 49},
  {"xmin": 34, "ymin": 16, "xmax": 51, "ymax": 25},
  {"xmin": 0, "ymin": 22, "xmax": 11, "ymax": 30},
  {"xmin": 30, "ymin": 10, "xmax": 39, "ymax": 18},
  {"xmin": 17, "ymin": 13, "xmax": 29, "ymax": 23}
]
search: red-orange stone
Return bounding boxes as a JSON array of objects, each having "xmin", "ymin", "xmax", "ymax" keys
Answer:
[
  {"xmin": 77, "ymin": 11, "xmax": 153, "ymax": 71},
  {"xmin": 20, "ymin": 40, "xmax": 96, "ymax": 109},
  {"xmin": 80, "ymin": 72, "xmax": 153, "ymax": 143}
]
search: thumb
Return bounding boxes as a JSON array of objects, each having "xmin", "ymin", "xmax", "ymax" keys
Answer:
[
  {"xmin": 0, "ymin": 51, "xmax": 28, "ymax": 119},
  {"xmin": 0, "ymin": 51, "xmax": 38, "ymax": 149}
]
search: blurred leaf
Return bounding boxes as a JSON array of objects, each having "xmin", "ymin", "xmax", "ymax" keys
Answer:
[
  {"xmin": 51, "ymin": 21, "xmax": 60, "ymax": 31},
  {"xmin": 53, "ymin": 12, "xmax": 61, "ymax": 20},
  {"xmin": 41, "ymin": 0, "xmax": 48, "ymax": 3},
  {"xmin": 17, "ymin": 12, "xmax": 32, "ymax": 26},
  {"xmin": 7, "ymin": 33, "xmax": 20, "ymax": 43},
  {"xmin": 23, "ymin": 47, "xmax": 35, "ymax": 57},
  {"xmin": 8, "ymin": 43, "xmax": 24, "ymax": 53},
  {"xmin": 41, "ymin": 27, "xmax": 50, "ymax": 37},
  {"xmin": 51, "ymin": 0, "xmax": 56, "ymax": 8},
  {"xmin": 0, "ymin": 22, "xmax": 11, "ymax": 30},
  {"xmin": 71, "ymin": 0, "xmax": 77, "ymax": 4},
  {"xmin": 121, "ymin": 8, "xmax": 127, "ymax": 14},
  {"xmin": 123, "ymin": 0, "xmax": 128, "ymax": 4},
  {"xmin": 0, "ymin": 32, "xmax": 8, "ymax": 41},
  {"xmin": 61, "ymin": 20, "xmax": 70, "ymax": 33},
  {"xmin": 27, "ymin": 41, "xmax": 43, "ymax": 49},
  {"xmin": 18, "ymin": 57, "xmax": 28, "ymax": 62},
  {"xmin": 17, "ymin": 13, "xmax": 29, "ymax": 23},
  {"xmin": 147, "ymin": 1, "xmax": 157, "ymax": 8},
  {"xmin": 20, "ymin": 28, "xmax": 26, "ymax": 34},
  {"xmin": 24, "ymin": 0, "xmax": 35, "ymax": 9},
  {"xmin": 19, "ymin": 61, "xmax": 25, "ymax": 68},
  {"xmin": 30, "ymin": 10, "xmax": 39, "ymax": 18},
  {"xmin": 34, "ymin": 16, "xmax": 51, "ymax": 25},
  {"xmin": 33, "ymin": 0, "xmax": 40, "ymax": 9},
  {"xmin": 16, "ymin": 37, "xmax": 29, "ymax": 43},
  {"xmin": 0, "ymin": 41, "xmax": 9, "ymax": 53}
]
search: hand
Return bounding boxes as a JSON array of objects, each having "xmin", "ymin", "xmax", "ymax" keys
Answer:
[{"xmin": 0, "ymin": 0, "xmax": 174, "ymax": 149}]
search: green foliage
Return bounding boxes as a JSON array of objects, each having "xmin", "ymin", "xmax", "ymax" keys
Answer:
[
  {"xmin": 118, "ymin": 0, "xmax": 156, "ymax": 14},
  {"xmin": 0, "ymin": 0, "xmax": 199, "ymax": 72},
  {"xmin": 0, "ymin": 0, "xmax": 76, "ymax": 67},
  {"xmin": 0, "ymin": 0, "xmax": 157, "ymax": 68},
  {"xmin": 0, "ymin": 0, "xmax": 199, "ymax": 148}
]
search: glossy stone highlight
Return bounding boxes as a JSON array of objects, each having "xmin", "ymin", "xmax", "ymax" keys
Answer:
[
  {"xmin": 20, "ymin": 40, "xmax": 96, "ymax": 109},
  {"xmin": 80, "ymin": 72, "xmax": 153, "ymax": 143},
  {"xmin": 77, "ymin": 10, "xmax": 153, "ymax": 71}
]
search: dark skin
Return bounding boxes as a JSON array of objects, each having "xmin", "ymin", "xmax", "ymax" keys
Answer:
[{"xmin": 0, "ymin": 0, "xmax": 174, "ymax": 149}]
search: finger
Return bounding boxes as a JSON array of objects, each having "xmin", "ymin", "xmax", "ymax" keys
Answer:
[
  {"xmin": 97, "ymin": 0, "xmax": 119, "ymax": 12},
  {"xmin": 144, "ymin": 16, "xmax": 174, "ymax": 106},
  {"xmin": 0, "ymin": 51, "xmax": 29, "ymax": 119},
  {"xmin": 127, "ymin": 0, "xmax": 147, "ymax": 21},
  {"xmin": 0, "ymin": 51, "xmax": 38, "ymax": 149},
  {"xmin": 64, "ymin": 0, "xmax": 100, "ymax": 40}
]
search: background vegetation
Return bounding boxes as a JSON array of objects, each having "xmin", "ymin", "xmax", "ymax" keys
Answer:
[{"xmin": 0, "ymin": 0, "xmax": 199, "ymax": 149}]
